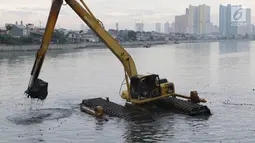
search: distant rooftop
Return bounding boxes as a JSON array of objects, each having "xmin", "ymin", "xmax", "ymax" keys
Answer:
[{"xmin": 5, "ymin": 23, "xmax": 26, "ymax": 29}]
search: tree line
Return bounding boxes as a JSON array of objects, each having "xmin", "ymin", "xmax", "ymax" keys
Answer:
[{"xmin": 0, "ymin": 30, "xmax": 67, "ymax": 45}]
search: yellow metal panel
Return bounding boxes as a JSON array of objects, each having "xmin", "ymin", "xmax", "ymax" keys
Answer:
[{"xmin": 130, "ymin": 94, "xmax": 175, "ymax": 104}]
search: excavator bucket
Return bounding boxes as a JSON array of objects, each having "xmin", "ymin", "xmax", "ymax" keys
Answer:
[{"xmin": 25, "ymin": 78, "xmax": 48, "ymax": 100}]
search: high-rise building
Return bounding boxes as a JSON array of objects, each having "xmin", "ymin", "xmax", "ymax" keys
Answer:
[
  {"xmin": 164, "ymin": 22, "xmax": 170, "ymax": 34},
  {"xmin": 253, "ymin": 24, "xmax": 255, "ymax": 35},
  {"xmin": 198, "ymin": 4, "xmax": 210, "ymax": 34},
  {"xmin": 155, "ymin": 23, "xmax": 161, "ymax": 33},
  {"xmin": 175, "ymin": 15, "xmax": 188, "ymax": 33},
  {"xmin": 188, "ymin": 5, "xmax": 198, "ymax": 34},
  {"xmin": 246, "ymin": 8, "xmax": 251, "ymax": 25},
  {"xmin": 219, "ymin": 4, "xmax": 238, "ymax": 36},
  {"xmin": 187, "ymin": 4, "xmax": 210, "ymax": 34},
  {"xmin": 219, "ymin": 5, "xmax": 228, "ymax": 36},
  {"xmin": 237, "ymin": 8, "xmax": 252, "ymax": 35},
  {"xmin": 246, "ymin": 8, "xmax": 252, "ymax": 35},
  {"xmin": 135, "ymin": 22, "xmax": 144, "ymax": 32},
  {"xmin": 116, "ymin": 23, "xmax": 119, "ymax": 31}
]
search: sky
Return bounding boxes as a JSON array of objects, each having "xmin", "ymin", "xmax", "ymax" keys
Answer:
[{"xmin": 0, "ymin": 0, "xmax": 254, "ymax": 31}]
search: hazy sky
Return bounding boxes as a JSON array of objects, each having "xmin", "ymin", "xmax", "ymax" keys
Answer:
[{"xmin": 0, "ymin": 0, "xmax": 254, "ymax": 31}]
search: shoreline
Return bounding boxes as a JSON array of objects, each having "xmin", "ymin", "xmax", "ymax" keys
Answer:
[
  {"xmin": 0, "ymin": 39, "xmax": 253, "ymax": 52},
  {"xmin": 170, "ymin": 38, "xmax": 253, "ymax": 44},
  {"xmin": 0, "ymin": 41, "xmax": 167, "ymax": 52}
]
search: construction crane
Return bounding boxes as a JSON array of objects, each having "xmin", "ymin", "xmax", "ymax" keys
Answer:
[{"xmin": 25, "ymin": 0, "xmax": 211, "ymax": 122}]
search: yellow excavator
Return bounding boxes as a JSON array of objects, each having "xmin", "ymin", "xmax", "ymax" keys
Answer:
[{"xmin": 25, "ymin": 0, "xmax": 211, "ymax": 122}]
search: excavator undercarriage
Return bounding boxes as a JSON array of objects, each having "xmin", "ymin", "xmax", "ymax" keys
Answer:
[{"xmin": 81, "ymin": 97, "xmax": 211, "ymax": 124}]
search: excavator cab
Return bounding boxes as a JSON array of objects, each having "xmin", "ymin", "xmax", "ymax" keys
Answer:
[
  {"xmin": 121, "ymin": 74, "xmax": 176, "ymax": 104},
  {"xmin": 124, "ymin": 74, "xmax": 206, "ymax": 105},
  {"xmin": 130, "ymin": 74, "xmax": 161, "ymax": 100}
]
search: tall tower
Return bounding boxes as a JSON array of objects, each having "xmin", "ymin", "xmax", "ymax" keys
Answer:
[
  {"xmin": 188, "ymin": 5, "xmax": 198, "ymax": 34},
  {"xmin": 164, "ymin": 22, "xmax": 170, "ymax": 34},
  {"xmin": 219, "ymin": 4, "xmax": 238, "ymax": 36},
  {"xmin": 197, "ymin": 4, "xmax": 210, "ymax": 34},
  {"xmin": 116, "ymin": 23, "xmax": 119, "ymax": 31}
]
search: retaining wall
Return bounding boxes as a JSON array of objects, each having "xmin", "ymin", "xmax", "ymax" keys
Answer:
[
  {"xmin": 0, "ymin": 41, "xmax": 167, "ymax": 52},
  {"xmin": 0, "ymin": 43, "xmax": 87, "ymax": 52}
]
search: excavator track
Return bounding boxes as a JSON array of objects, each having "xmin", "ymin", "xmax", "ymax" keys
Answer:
[
  {"xmin": 80, "ymin": 97, "xmax": 211, "ymax": 123},
  {"xmin": 155, "ymin": 97, "xmax": 211, "ymax": 116},
  {"xmin": 81, "ymin": 98, "xmax": 155, "ymax": 124}
]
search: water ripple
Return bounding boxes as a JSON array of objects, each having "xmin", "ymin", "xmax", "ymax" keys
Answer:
[{"xmin": 6, "ymin": 108, "xmax": 72, "ymax": 125}]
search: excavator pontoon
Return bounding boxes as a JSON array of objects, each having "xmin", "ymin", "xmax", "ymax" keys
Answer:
[{"xmin": 25, "ymin": 0, "xmax": 211, "ymax": 123}]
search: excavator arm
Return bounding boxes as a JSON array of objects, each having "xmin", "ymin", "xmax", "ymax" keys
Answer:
[
  {"xmin": 25, "ymin": 0, "xmax": 207, "ymax": 105},
  {"xmin": 25, "ymin": 0, "xmax": 63, "ymax": 100},
  {"xmin": 26, "ymin": 0, "xmax": 137, "ymax": 100}
]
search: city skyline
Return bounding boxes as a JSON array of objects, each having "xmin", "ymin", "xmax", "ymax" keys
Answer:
[{"xmin": 0, "ymin": 0, "xmax": 254, "ymax": 31}]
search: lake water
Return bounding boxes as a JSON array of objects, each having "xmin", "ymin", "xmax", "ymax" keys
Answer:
[{"xmin": 1, "ymin": 41, "xmax": 255, "ymax": 143}]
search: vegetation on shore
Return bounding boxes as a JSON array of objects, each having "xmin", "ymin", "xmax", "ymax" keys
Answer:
[
  {"xmin": 0, "ymin": 30, "xmax": 67, "ymax": 45},
  {"xmin": 0, "ymin": 35, "xmax": 35, "ymax": 45}
]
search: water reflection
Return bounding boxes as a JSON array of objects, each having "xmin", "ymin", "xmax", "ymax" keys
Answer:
[
  {"xmin": 170, "ymin": 43, "xmax": 213, "ymax": 91},
  {"xmin": 0, "ymin": 49, "xmax": 85, "ymax": 60},
  {"xmin": 175, "ymin": 43, "xmax": 212, "ymax": 67},
  {"xmin": 218, "ymin": 40, "xmax": 251, "ymax": 67},
  {"xmin": 94, "ymin": 118, "xmax": 109, "ymax": 131},
  {"xmin": 122, "ymin": 114, "xmax": 210, "ymax": 142},
  {"xmin": 0, "ymin": 49, "xmax": 87, "ymax": 75},
  {"xmin": 185, "ymin": 116, "xmax": 210, "ymax": 131},
  {"xmin": 217, "ymin": 40, "xmax": 251, "ymax": 97},
  {"xmin": 219, "ymin": 40, "xmax": 250, "ymax": 55},
  {"xmin": 123, "ymin": 117, "xmax": 175, "ymax": 142},
  {"xmin": 250, "ymin": 42, "xmax": 255, "ymax": 83}
]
